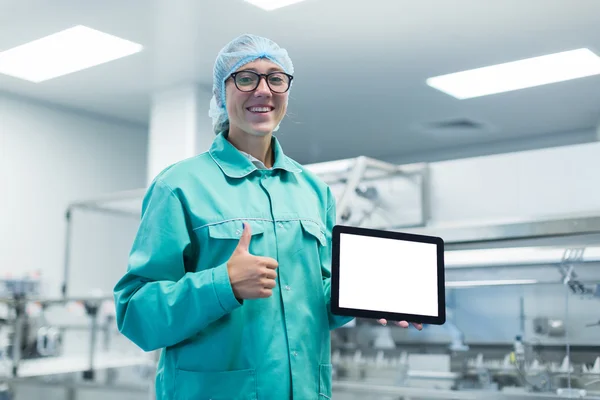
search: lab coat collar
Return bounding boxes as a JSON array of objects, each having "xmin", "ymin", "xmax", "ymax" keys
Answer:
[{"xmin": 209, "ymin": 131, "xmax": 302, "ymax": 178}]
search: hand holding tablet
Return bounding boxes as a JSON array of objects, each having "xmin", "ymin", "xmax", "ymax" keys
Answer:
[
  {"xmin": 330, "ymin": 225, "xmax": 446, "ymax": 327},
  {"xmin": 378, "ymin": 319, "xmax": 423, "ymax": 330}
]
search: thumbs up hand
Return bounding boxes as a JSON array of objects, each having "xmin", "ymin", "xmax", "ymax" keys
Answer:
[{"xmin": 227, "ymin": 222, "xmax": 279, "ymax": 300}]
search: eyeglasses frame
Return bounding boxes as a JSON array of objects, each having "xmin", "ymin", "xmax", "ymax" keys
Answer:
[{"xmin": 229, "ymin": 70, "xmax": 294, "ymax": 94}]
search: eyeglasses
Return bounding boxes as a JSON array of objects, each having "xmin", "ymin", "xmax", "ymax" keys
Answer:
[{"xmin": 229, "ymin": 71, "xmax": 293, "ymax": 93}]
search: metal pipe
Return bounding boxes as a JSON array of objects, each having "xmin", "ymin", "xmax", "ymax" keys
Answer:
[
  {"xmin": 24, "ymin": 323, "xmax": 115, "ymax": 332},
  {"xmin": 88, "ymin": 309, "xmax": 98, "ymax": 377},
  {"xmin": 11, "ymin": 297, "xmax": 25, "ymax": 377},
  {"xmin": 8, "ymin": 378, "xmax": 149, "ymax": 394},
  {"xmin": 336, "ymin": 156, "xmax": 368, "ymax": 224},
  {"xmin": 406, "ymin": 370, "xmax": 460, "ymax": 380},
  {"xmin": 75, "ymin": 205, "xmax": 141, "ymax": 219},
  {"xmin": 61, "ymin": 208, "xmax": 73, "ymax": 298},
  {"xmin": 0, "ymin": 295, "xmax": 114, "ymax": 307},
  {"xmin": 67, "ymin": 188, "xmax": 147, "ymax": 210},
  {"xmin": 419, "ymin": 163, "xmax": 431, "ymax": 227},
  {"xmin": 361, "ymin": 157, "xmax": 403, "ymax": 173},
  {"xmin": 444, "ymin": 245, "xmax": 600, "ymax": 269},
  {"xmin": 446, "ymin": 280, "xmax": 600, "ymax": 289},
  {"xmin": 83, "ymin": 303, "xmax": 99, "ymax": 381},
  {"xmin": 400, "ymin": 214, "xmax": 600, "ymax": 245},
  {"xmin": 44, "ymin": 296, "xmax": 113, "ymax": 306}
]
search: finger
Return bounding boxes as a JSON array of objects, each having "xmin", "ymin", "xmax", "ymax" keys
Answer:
[
  {"xmin": 412, "ymin": 322, "xmax": 423, "ymax": 330},
  {"xmin": 378, "ymin": 319, "xmax": 387, "ymax": 326},
  {"xmin": 259, "ymin": 288, "xmax": 272, "ymax": 298},
  {"xmin": 261, "ymin": 279, "xmax": 276, "ymax": 289},
  {"xmin": 236, "ymin": 222, "xmax": 252, "ymax": 253},
  {"xmin": 395, "ymin": 321, "xmax": 409, "ymax": 328},
  {"xmin": 260, "ymin": 257, "xmax": 279, "ymax": 270},
  {"xmin": 263, "ymin": 269, "xmax": 277, "ymax": 280}
]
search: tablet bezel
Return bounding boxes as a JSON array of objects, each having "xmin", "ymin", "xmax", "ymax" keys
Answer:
[{"xmin": 331, "ymin": 225, "xmax": 446, "ymax": 325}]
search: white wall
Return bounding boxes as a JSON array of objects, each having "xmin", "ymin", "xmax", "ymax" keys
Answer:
[
  {"xmin": 0, "ymin": 94, "xmax": 147, "ymax": 297},
  {"xmin": 428, "ymin": 140, "xmax": 600, "ymax": 223},
  {"xmin": 0, "ymin": 93, "xmax": 150, "ymax": 400}
]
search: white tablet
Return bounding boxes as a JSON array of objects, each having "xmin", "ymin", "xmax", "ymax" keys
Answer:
[{"xmin": 331, "ymin": 225, "xmax": 446, "ymax": 325}]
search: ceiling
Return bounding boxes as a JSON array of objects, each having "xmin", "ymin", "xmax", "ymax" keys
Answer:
[{"xmin": 1, "ymin": 0, "xmax": 600, "ymax": 164}]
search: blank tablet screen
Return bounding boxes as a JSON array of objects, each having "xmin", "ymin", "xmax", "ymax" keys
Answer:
[{"xmin": 338, "ymin": 232, "xmax": 440, "ymax": 317}]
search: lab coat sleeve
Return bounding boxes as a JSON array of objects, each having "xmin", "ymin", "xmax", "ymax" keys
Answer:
[
  {"xmin": 113, "ymin": 179, "xmax": 242, "ymax": 352},
  {"xmin": 321, "ymin": 188, "xmax": 355, "ymax": 330}
]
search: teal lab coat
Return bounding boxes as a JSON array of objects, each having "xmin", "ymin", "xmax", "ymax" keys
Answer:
[{"xmin": 114, "ymin": 132, "xmax": 354, "ymax": 399}]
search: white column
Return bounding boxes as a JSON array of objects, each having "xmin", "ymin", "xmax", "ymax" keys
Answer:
[{"xmin": 146, "ymin": 84, "xmax": 214, "ymax": 184}]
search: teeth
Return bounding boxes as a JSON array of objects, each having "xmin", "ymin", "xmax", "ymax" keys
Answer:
[{"xmin": 249, "ymin": 107, "xmax": 271, "ymax": 113}]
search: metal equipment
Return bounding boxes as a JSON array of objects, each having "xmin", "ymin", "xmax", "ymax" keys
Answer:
[
  {"xmin": 306, "ymin": 156, "xmax": 430, "ymax": 228},
  {"xmin": 0, "ymin": 289, "xmax": 156, "ymax": 399}
]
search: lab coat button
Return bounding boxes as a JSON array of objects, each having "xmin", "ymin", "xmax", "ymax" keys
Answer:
[
  {"xmin": 278, "ymin": 222, "xmax": 284, "ymax": 228},
  {"xmin": 236, "ymin": 229, "xmax": 241, "ymax": 235},
  {"xmin": 285, "ymin": 285, "xmax": 291, "ymax": 291}
]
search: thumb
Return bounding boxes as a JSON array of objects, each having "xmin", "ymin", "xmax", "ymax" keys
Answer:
[{"xmin": 236, "ymin": 222, "xmax": 252, "ymax": 253}]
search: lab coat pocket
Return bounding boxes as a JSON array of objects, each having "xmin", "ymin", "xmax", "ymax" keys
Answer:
[
  {"xmin": 299, "ymin": 219, "xmax": 327, "ymax": 247},
  {"xmin": 319, "ymin": 363, "xmax": 333, "ymax": 399},
  {"xmin": 174, "ymin": 368, "xmax": 257, "ymax": 400},
  {"xmin": 205, "ymin": 220, "xmax": 266, "ymax": 262}
]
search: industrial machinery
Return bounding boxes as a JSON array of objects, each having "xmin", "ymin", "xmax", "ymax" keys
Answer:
[
  {"xmin": 0, "ymin": 272, "xmax": 156, "ymax": 399},
  {"xmin": 0, "ymin": 273, "xmax": 62, "ymax": 362}
]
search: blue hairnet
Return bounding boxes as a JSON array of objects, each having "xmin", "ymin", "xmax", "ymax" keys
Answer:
[{"xmin": 209, "ymin": 34, "xmax": 294, "ymax": 135}]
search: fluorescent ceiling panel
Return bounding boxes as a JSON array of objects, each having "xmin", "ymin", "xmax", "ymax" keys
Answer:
[
  {"xmin": 244, "ymin": 0, "xmax": 307, "ymax": 11},
  {"xmin": 426, "ymin": 48, "xmax": 600, "ymax": 99},
  {"xmin": 0, "ymin": 25, "xmax": 143, "ymax": 83}
]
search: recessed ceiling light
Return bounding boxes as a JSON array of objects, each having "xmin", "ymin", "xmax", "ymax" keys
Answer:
[
  {"xmin": 426, "ymin": 48, "xmax": 600, "ymax": 99},
  {"xmin": 0, "ymin": 25, "xmax": 143, "ymax": 83},
  {"xmin": 244, "ymin": 0, "xmax": 307, "ymax": 11}
]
